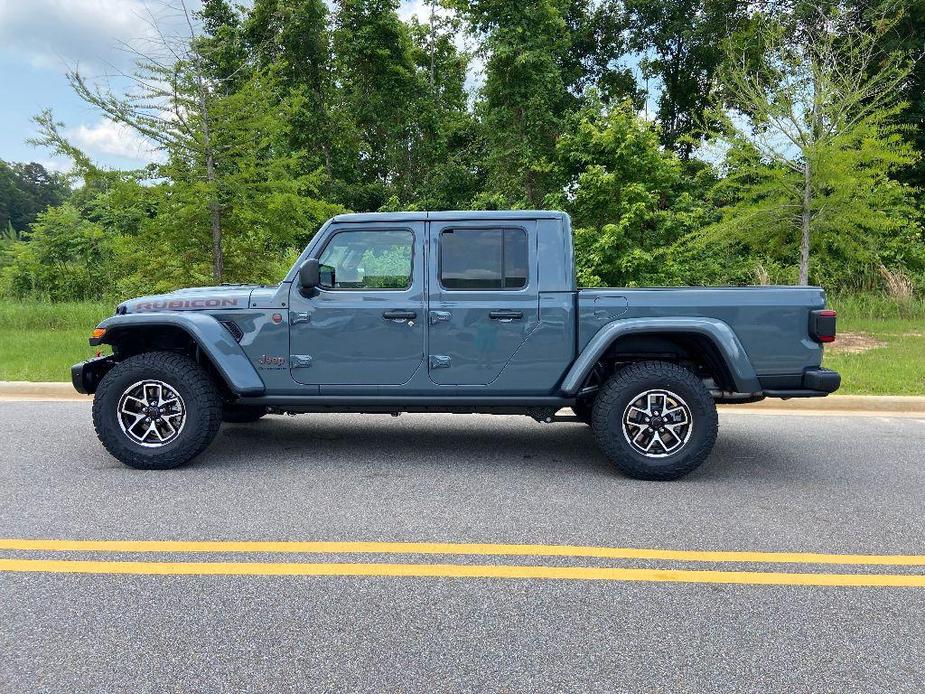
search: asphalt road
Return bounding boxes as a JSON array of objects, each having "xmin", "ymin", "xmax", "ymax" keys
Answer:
[{"xmin": 1, "ymin": 401, "xmax": 924, "ymax": 693}]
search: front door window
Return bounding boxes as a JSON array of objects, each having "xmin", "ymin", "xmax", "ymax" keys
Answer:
[{"xmin": 317, "ymin": 230, "xmax": 413, "ymax": 290}]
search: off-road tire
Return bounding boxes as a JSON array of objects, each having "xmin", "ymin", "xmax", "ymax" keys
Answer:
[
  {"xmin": 222, "ymin": 404, "xmax": 268, "ymax": 423},
  {"xmin": 92, "ymin": 351, "xmax": 222, "ymax": 470},
  {"xmin": 591, "ymin": 361, "xmax": 718, "ymax": 480}
]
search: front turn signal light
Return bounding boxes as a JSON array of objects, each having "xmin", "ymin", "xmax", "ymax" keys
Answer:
[{"xmin": 89, "ymin": 327, "xmax": 106, "ymax": 345}]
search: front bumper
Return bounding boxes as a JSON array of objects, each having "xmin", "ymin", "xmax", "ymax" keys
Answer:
[
  {"xmin": 762, "ymin": 367, "xmax": 841, "ymax": 399},
  {"xmin": 71, "ymin": 356, "xmax": 115, "ymax": 395}
]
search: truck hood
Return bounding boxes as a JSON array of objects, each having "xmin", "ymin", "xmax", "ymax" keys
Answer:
[{"xmin": 117, "ymin": 285, "xmax": 261, "ymax": 314}]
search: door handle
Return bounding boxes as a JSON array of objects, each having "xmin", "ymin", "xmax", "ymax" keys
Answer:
[
  {"xmin": 489, "ymin": 310, "xmax": 523, "ymax": 321},
  {"xmin": 383, "ymin": 310, "xmax": 417, "ymax": 321}
]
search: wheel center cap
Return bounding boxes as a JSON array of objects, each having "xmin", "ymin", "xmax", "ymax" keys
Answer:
[{"xmin": 650, "ymin": 416, "xmax": 664, "ymax": 429}]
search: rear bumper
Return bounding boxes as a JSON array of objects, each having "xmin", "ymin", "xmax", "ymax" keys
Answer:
[
  {"xmin": 762, "ymin": 368, "xmax": 841, "ymax": 399},
  {"xmin": 71, "ymin": 356, "xmax": 115, "ymax": 395}
]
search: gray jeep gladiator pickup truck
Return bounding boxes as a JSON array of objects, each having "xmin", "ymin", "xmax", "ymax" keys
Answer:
[{"xmin": 73, "ymin": 210, "xmax": 840, "ymax": 479}]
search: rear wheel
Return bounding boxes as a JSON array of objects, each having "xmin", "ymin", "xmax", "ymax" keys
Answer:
[
  {"xmin": 92, "ymin": 351, "xmax": 222, "ymax": 470},
  {"xmin": 591, "ymin": 361, "xmax": 718, "ymax": 480}
]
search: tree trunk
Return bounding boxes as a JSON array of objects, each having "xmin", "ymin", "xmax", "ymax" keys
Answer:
[
  {"xmin": 199, "ymin": 88, "xmax": 223, "ymax": 284},
  {"xmin": 322, "ymin": 141, "xmax": 333, "ymax": 180},
  {"xmin": 210, "ymin": 211, "xmax": 223, "ymax": 282},
  {"xmin": 205, "ymin": 149, "xmax": 223, "ymax": 283},
  {"xmin": 799, "ymin": 158, "xmax": 811, "ymax": 285},
  {"xmin": 428, "ymin": 0, "xmax": 436, "ymax": 91}
]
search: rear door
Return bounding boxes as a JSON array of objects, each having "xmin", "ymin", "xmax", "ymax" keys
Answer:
[{"xmin": 426, "ymin": 221, "xmax": 538, "ymax": 385}]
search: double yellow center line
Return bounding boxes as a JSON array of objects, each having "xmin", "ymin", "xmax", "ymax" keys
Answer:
[{"xmin": 1, "ymin": 539, "xmax": 923, "ymax": 587}]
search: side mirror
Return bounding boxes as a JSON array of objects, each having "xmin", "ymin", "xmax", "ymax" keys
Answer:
[{"xmin": 299, "ymin": 258, "xmax": 320, "ymax": 290}]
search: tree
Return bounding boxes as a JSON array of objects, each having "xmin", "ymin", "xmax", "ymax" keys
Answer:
[
  {"xmin": 245, "ymin": 0, "xmax": 340, "ymax": 181},
  {"xmin": 0, "ymin": 160, "xmax": 70, "ymax": 233},
  {"xmin": 562, "ymin": 0, "xmax": 635, "ymax": 102},
  {"xmin": 332, "ymin": 0, "xmax": 427, "ymax": 209},
  {"xmin": 452, "ymin": 0, "xmax": 632, "ymax": 208},
  {"xmin": 709, "ymin": 2, "xmax": 917, "ymax": 285},
  {"xmin": 403, "ymin": 4, "xmax": 481, "ymax": 209},
  {"xmin": 627, "ymin": 0, "xmax": 744, "ymax": 157},
  {"xmin": 858, "ymin": 0, "xmax": 925, "ymax": 194},
  {"xmin": 197, "ymin": 0, "xmax": 249, "ymax": 88},
  {"xmin": 547, "ymin": 94, "xmax": 714, "ymax": 286},
  {"xmin": 54, "ymin": 0, "xmax": 338, "ymax": 284},
  {"xmin": 451, "ymin": 0, "xmax": 573, "ymax": 208},
  {"xmin": 0, "ymin": 204, "xmax": 112, "ymax": 300}
]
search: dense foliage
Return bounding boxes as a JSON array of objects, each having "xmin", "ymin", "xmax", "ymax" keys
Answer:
[
  {"xmin": 0, "ymin": 161, "xmax": 69, "ymax": 237},
  {"xmin": 1, "ymin": 0, "xmax": 923, "ymax": 301}
]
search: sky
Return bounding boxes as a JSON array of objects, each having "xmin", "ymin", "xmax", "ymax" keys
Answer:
[{"xmin": 0, "ymin": 0, "xmax": 439, "ymax": 172}]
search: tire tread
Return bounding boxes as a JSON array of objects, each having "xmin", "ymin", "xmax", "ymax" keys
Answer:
[
  {"xmin": 591, "ymin": 360, "xmax": 718, "ymax": 480},
  {"xmin": 92, "ymin": 351, "xmax": 222, "ymax": 469}
]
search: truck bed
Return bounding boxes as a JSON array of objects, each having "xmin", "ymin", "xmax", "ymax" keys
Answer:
[{"xmin": 577, "ymin": 286, "xmax": 828, "ymax": 385}]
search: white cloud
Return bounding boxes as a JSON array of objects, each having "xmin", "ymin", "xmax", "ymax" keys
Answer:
[
  {"xmin": 67, "ymin": 118, "xmax": 160, "ymax": 164},
  {"xmin": 0, "ymin": 0, "xmax": 198, "ymax": 72},
  {"xmin": 398, "ymin": 0, "xmax": 431, "ymax": 23},
  {"xmin": 35, "ymin": 157, "xmax": 72, "ymax": 173}
]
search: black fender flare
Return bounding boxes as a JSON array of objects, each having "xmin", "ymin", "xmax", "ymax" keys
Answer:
[
  {"xmin": 94, "ymin": 312, "xmax": 265, "ymax": 396},
  {"xmin": 560, "ymin": 317, "xmax": 762, "ymax": 396}
]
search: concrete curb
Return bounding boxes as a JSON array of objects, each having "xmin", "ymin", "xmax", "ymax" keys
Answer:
[
  {"xmin": 0, "ymin": 381, "xmax": 91, "ymax": 401},
  {"xmin": 724, "ymin": 394, "xmax": 925, "ymax": 414},
  {"xmin": 1, "ymin": 380, "xmax": 924, "ymax": 413}
]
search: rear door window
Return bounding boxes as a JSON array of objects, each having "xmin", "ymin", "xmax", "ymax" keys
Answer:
[{"xmin": 439, "ymin": 229, "xmax": 528, "ymax": 290}]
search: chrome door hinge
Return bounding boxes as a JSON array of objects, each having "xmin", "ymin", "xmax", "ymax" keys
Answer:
[
  {"xmin": 429, "ymin": 355, "xmax": 451, "ymax": 369},
  {"xmin": 290, "ymin": 354, "xmax": 313, "ymax": 368},
  {"xmin": 290, "ymin": 311, "xmax": 311, "ymax": 325}
]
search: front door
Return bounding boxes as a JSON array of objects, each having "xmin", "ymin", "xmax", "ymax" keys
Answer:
[
  {"xmin": 427, "ymin": 221, "xmax": 539, "ymax": 385},
  {"xmin": 288, "ymin": 223, "xmax": 426, "ymax": 385}
]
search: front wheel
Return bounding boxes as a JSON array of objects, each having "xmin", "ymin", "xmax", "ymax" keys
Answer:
[
  {"xmin": 92, "ymin": 351, "xmax": 223, "ymax": 470},
  {"xmin": 591, "ymin": 361, "xmax": 718, "ymax": 480}
]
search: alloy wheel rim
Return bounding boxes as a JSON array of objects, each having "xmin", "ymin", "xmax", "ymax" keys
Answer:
[
  {"xmin": 117, "ymin": 380, "xmax": 186, "ymax": 448},
  {"xmin": 622, "ymin": 389, "xmax": 693, "ymax": 458}
]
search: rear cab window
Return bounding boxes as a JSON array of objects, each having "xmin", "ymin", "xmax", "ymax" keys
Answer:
[{"xmin": 439, "ymin": 228, "xmax": 528, "ymax": 290}]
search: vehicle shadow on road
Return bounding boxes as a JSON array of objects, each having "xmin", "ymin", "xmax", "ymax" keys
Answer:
[
  {"xmin": 205, "ymin": 415, "xmax": 615, "ymax": 476},
  {"xmin": 199, "ymin": 414, "xmax": 772, "ymax": 482}
]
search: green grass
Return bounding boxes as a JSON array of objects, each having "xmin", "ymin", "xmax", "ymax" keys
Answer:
[
  {"xmin": 823, "ymin": 331, "xmax": 925, "ymax": 395},
  {"xmin": 828, "ymin": 293, "xmax": 925, "ymax": 323},
  {"xmin": 821, "ymin": 295, "xmax": 925, "ymax": 395},
  {"xmin": 822, "ymin": 295, "xmax": 925, "ymax": 395},
  {"xmin": 0, "ymin": 297, "xmax": 922, "ymax": 394},
  {"xmin": 0, "ymin": 302, "xmax": 113, "ymax": 381}
]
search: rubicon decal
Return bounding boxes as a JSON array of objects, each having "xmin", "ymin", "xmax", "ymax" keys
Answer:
[{"xmin": 134, "ymin": 298, "xmax": 240, "ymax": 311}]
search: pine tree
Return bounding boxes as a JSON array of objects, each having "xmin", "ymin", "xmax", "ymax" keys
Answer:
[{"xmin": 47, "ymin": 0, "xmax": 337, "ymax": 286}]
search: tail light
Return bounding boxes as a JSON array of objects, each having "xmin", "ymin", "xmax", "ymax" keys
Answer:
[{"xmin": 809, "ymin": 309, "xmax": 837, "ymax": 343}]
